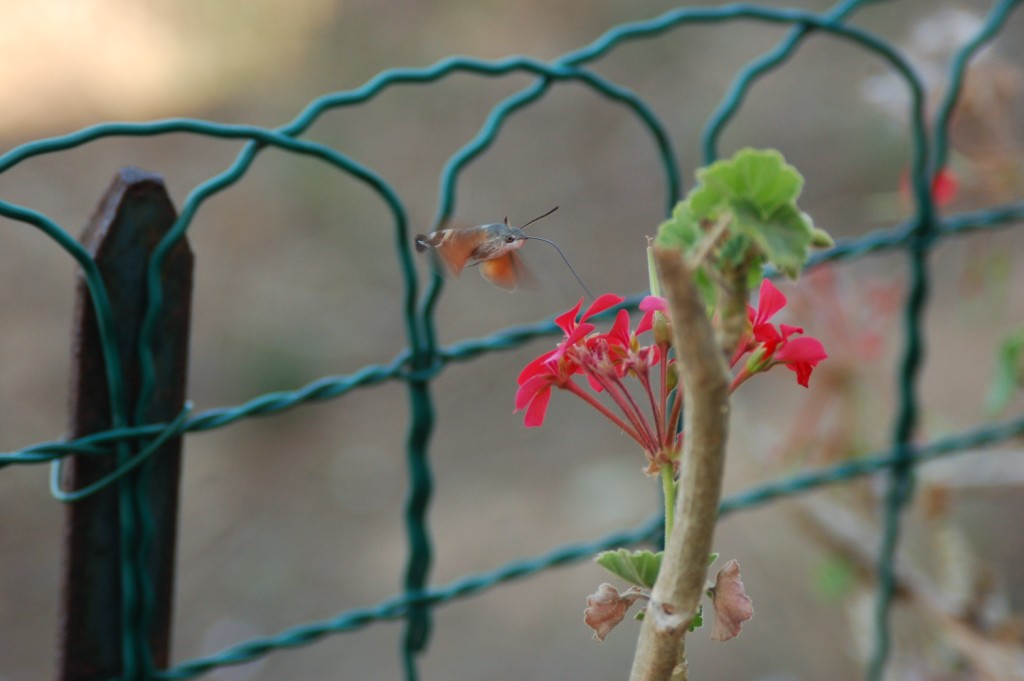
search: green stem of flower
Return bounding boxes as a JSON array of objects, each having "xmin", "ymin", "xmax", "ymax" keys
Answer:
[
  {"xmin": 611, "ymin": 373, "xmax": 659, "ymax": 452},
  {"xmin": 638, "ymin": 371, "xmax": 663, "ymax": 447},
  {"xmin": 646, "ymin": 242, "xmax": 662, "ymax": 298},
  {"xmin": 660, "ymin": 462, "xmax": 676, "ymax": 543},
  {"xmin": 660, "ymin": 347, "xmax": 679, "ymax": 450},
  {"xmin": 665, "ymin": 380, "xmax": 683, "ymax": 449},
  {"xmin": 563, "ymin": 380, "xmax": 649, "ymax": 450},
  {"xmin": 586, "ymin": 365, "xmax": 660, "ymax": 455},
  {"xmin": 728, "ymin": 367, "xmax": 753, "ymax": 393},
  {"xmin": 659, "ymin": 348, "xmax": 668, "ymax": 428}
]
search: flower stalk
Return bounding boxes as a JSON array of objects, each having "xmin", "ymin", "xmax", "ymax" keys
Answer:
[
  {"xmin": 533, "ymin": 149, "xmax": 832, "ymax": 674},
  {"xmin": 627, "ymin": 248, "xmax": 732, "ymax": 681}
]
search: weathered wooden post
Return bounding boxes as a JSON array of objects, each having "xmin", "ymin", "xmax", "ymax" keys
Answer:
[{"xmin": 59, "ymin": 168, "xmax": 192, "ymax": 680}]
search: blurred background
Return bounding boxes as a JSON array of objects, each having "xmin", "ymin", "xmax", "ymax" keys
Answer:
[{"xmin": 2, "ymin": 0, "xmax": 1023, "ymax": 679}]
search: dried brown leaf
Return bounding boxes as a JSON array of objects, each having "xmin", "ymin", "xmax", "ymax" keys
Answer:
[
  {"xmin": 584, "ymin": 583, "xmax": 647, "ymax": 642},
  {"xmin": 710, "ymin": 559, "xmax": 754, "ymax": 642}
]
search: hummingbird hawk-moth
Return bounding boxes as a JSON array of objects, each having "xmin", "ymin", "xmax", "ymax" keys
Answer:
[{"xmin": 415, "ymin": 207, "xmax": 591, "ymax": 296}]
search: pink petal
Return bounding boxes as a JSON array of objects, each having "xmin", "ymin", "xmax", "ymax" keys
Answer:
[
  {"xmin": 515, "ymin": 374, "xmax": 552, "ymax": 410},
  {"xmin": 753, "ymin": 279, "xmax": 787, "ymax": 327},
  {"xmin": 638, "ymin": 295, "xmax": 667, "ymax": 312},
  {"xmin": 776, "ymin": 336, "xmax": 828, "ymax": 387},
  {"xmin": 636, "ymin": 310, "xmax": 655, "ymax": 335},
  {"xmin": 791, "ymin": 364, "xmax": 813, "ymax": 387},
  {"xmin": 752, "ymin": 321, "xmax": 782, "ymax": 351},
  {"xmin": 517, "ymin": 349, "xmax": 558, "ymax": 385},
  {"xmin": 639, "ymin": 345, "xmax": 661, "ymax": 367},
  {"xmin": 637, "ymin": 296, "xmax": 668, "ymax": 335},
  {"xmin": 522, "ymin": 384, "xmax": 552, "ymax": 427},
  {"xmin": 555, "ymin": 298, "xmax": 585, "ymax": 334},
  {"xmin": 605, "ymin": 309, "xmax": 632, "ymax": 346},
  {"xmin": 518, "ymin": 326, "xmax": 595, "ymax": 386},
  {"xmin": 779, "ymin": 323, "xmax": 804, "ymax": 340},
  {"xmin": 565, "ymin": 322, "xmax": 596, "ymax": 346},
  {"xmin": 581, "ymin": 293, "xmax": 625, "ymax": 322},
  {"xmin": 775, "ymin": 336, "xmax": 828, "ymax": 364}
]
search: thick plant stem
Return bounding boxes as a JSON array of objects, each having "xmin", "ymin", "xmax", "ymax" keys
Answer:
[
  {"xmin": 628, "ymin": 249, "xmax": 731, "ymax": 681},
  {"xmin": 717, "ymin": 267, "xmax": 749, "ymax": 359}
]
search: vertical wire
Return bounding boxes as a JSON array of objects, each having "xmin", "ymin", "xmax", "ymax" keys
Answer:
[
  {"xmin": 701, "ymin": 0, "xmax": 888, "ymax": 164},
  {"xmin": 868, "ymin": 3, "xmax": 1023, "ymax": 678}
]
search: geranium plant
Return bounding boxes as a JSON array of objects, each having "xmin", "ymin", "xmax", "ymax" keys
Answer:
[{"xmin": 515, "ymin": 149, "xmax": 833, "ymax": 680}]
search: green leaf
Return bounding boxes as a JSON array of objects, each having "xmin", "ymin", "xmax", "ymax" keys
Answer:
[
  {"xmin": 654, "ymin": 148, "xmax": 830, "ymax": 281},
  {"xmin": 687, "ymin": 180, "xmax": 727, "ymax": 220},
  {"xmin": 811, "ymin": 226, "xmax": 835, "ymax": 248},
  {"xmin": 697, "ymin": 148, "xmax": 803, "ymax": 217},
  {"xmin": 689, "ymin": 604, "xmax": 704, "ymax": 631},
  {"xmin": 594, "ymin": 549, "xmax": 662, "ymax": 588},
  {"xmin": 718, "ymin": 232, "xmax": 752, "ymax": 268},
  {"xmin": 655, "ymin": 201, "xmax": 702, "ymax": 251},
  {"xmin": 987, "ymin": 328, "xmax": 1024, "ymax": 414},
  {"xmin": 730, "ymin": 201, "xmax": 816, "ymax": 279}
]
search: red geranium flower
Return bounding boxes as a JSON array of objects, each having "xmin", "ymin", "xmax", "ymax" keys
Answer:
[
  {"xmin": 637, "ymin": 295, "xmax": 667, "ymax": 334},
  {"xmin": 515, "ymin": 294, "xmax": 623, "ymax": 427},
  {"xmin": 732, "ymin": 279, "xmax": 828, "ymax": 389},
  {"xmin": 516, "ymin": 283, "xmax": 827, "ymax": 468},
  {"xmin": 774, "ymin": 335, "xmax": 828, "ymax": 387}
]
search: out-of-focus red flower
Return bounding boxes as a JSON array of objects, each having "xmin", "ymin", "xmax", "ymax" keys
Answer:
[{"xmin": 900, "ymin": 166, "xmax": 960, "ymax": 207}]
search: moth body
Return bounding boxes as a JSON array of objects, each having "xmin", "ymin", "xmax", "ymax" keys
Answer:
[{"xmin": 415, "ymin": 219, "xmax": 529, "ymax": 290}]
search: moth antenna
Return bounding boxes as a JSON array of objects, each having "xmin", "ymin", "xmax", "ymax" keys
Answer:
[
  {"xmin": 523, "ymin": 235, "xmax": 594, "ymax": 299},
  {"xmin": 520, "ymin": 206, "xmax": 559, "ymax": 231}
]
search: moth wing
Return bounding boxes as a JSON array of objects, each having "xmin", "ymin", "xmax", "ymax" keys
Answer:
[
  {"xmin": 429, "ymin": 228, "xmax": 483, "ymax": 277},
  {"xmin": 479, "ymin": 252, "xmax": 535, "ymax": 291}
]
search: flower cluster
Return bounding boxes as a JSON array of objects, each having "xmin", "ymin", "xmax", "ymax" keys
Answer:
[
  {"xmin": 515, "ymin": 280, "xmax": 827, "ymax": 471},
  {"xmin": 730, "ymin": 279, "xmax": 829, "ymax": 390},
  {"xmin": 515, "ymin": 293, "xmax": 677, "ymax": 472}
]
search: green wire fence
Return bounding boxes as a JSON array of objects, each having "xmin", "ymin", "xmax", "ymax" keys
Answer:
[{"xmin": 3, "ymin": 1, "xmax": 1023, "ymax": 679}]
